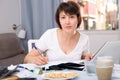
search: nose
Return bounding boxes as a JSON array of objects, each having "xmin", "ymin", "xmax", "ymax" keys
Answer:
[{"xmin": 65, "ymin": 17, "xmax": 70, "ymax": 24}]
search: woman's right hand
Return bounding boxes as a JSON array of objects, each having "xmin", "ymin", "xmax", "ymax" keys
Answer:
[{"xmin": 24, "ymin": 49, "xmax": 48, "ymax": 66}]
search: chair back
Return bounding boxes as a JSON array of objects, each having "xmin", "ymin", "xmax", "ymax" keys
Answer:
[{"xmin": 28, "ymin": 39, "xmax": 39, "ymax": 52}]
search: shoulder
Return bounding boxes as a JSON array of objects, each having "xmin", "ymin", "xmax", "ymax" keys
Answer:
[
  {"xmin": 79, "ymin": 32, "xmax": 89, "ymax": 39},
  {"xmin": 78, "ymin": 32, "xmax": 90, "ymax": 46},
  {"xmin": 42, "ymin": 28, "xmax": 58, "ymax": 38},
  {"xmin": 44, "ymin": 28, "xmax": 58, "ymax": 34}
]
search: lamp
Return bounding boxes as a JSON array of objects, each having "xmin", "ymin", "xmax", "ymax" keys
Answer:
[{"xmin": 12, "ymin": 24, "xmax": 26, "ymax": 39}]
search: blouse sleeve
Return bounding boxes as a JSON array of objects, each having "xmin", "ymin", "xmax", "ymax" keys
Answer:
[
  {"xmin": 35, "ymin": 30, "xmax": 49, "ymax": 51},
  {"xmin": 82, "ymin": 36, "xmax": 90, "ymax": 55}
]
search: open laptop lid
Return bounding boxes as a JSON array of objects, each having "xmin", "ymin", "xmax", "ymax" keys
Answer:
[
  {"xmin": 90, "ymin": 42, "xmax": 107, "ymax": 62},
  {"xmin": 90, "ymin": 41, "xmax": 120, "ymax": 63}
]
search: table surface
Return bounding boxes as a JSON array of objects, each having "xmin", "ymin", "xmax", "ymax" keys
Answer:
[{"xmin": 8, "ymin": 61, "xmax": 120, "ymax": 80}]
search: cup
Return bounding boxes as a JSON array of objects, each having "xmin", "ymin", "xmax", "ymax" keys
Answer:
[
  {"xmin": 86, "ymin": 62, "xmax": 96, "ymax": 76},
  {"xmin": 95, "ymin": 56, "xmax": 114, "ymax": 80}
]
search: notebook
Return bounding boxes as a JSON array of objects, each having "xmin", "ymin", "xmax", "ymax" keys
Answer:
[{"xmin": 90, "ymin": 41, "xmax": 120, "ymax": 63}]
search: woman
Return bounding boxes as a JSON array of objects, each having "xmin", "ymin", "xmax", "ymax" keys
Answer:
[{"xmin": 24, "ymin": 1, "xmax": 93, "ymax": 65}]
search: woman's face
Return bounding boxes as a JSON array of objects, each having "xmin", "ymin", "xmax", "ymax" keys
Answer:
[{"xmin": 59, "ymin": 11, "xmax": 78, "ymax": 33}]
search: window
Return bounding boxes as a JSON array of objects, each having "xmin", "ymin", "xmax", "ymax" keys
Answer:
[{"xmin": 78, "ymin": 0, "xmax": 119, "ymax": 30}]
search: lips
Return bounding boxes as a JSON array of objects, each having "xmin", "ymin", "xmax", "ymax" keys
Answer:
[{"xmin": 64, "ymin": 25, "xmax": 72, "ymax": 29}]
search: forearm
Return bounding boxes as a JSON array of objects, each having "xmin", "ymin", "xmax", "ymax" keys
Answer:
[
  {"xmin": 23, "ymin": 55, "xmax": 32, "ymax": 63},
  {"xmin": 23, "ymin": 49, "xmax": 48, "ymax": 65},
  {"xmin": 23, "ymin": 49, "xmax": 39, "ymax": 63}
]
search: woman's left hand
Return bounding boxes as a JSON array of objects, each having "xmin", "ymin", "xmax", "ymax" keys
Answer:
[{"xmin": 85, "ymin": 53, "xmax": 94, "ymax": 61}]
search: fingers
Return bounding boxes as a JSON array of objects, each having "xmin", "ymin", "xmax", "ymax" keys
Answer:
[
  {"xmin": 84, "ymin": 53, "xmax": 94, "ymax": 61},
  {"xmin": 37, "ymin": 56, "xmax": 48, "ymax": 64},
  {"xmin": 90, "ymin": 53, "xmax": 94, "ymax": 59},
  {"xmin": 28, "ymin": 56, "xmax": 48, "ymax": 66},
  {"xmin": 85, "ymin": 56, "xmax": 90, "ymax": 61}
]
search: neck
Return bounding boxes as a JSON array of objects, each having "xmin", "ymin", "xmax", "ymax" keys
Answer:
[{"xmin": 61, "ymin": 29, "xmax": 77, "ymax": 40}]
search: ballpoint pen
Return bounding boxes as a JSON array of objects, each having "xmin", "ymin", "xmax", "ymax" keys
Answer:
[
  {"xmin": 33, "ymin": 45, "xmax": 42, "ymax": 55},
  {"xmin": 33, "ymin": 44, "xmax": 47, "ymax": 56}
]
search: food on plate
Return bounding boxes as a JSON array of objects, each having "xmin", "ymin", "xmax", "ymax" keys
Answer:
[{"xmin": 44, "ymin": 71, "xmax": 78, "ymax": 78}]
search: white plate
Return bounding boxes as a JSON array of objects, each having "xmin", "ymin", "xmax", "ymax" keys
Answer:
[{"xmin": 41, "ymin": 71, "xmax": 78, "ymax": 80}]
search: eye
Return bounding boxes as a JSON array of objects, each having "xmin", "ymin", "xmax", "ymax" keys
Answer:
[
  {"xmin": 70, "ymin": 15, "xmax": 75, "ymax": 18},
  {"xmin": 60, "ymin": 16, "xmax": 65, "ymax": 19}
]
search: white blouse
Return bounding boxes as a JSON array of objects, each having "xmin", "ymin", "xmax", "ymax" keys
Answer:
[{"xmin": 36, "ymin": 28, "xmax": 90, "ymax": 62}]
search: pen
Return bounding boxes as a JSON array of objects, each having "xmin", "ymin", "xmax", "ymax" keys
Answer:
[
  {"xmin": 18, "ymin": 65, "xmax": 34, "ymax": 72},
  {"xmin": 33, "ymin": 45, "xmax": 42, "ymax": 55},
  {"xmin": 33, "ymin": 44, "xmax": 47, "ymax": 56}
]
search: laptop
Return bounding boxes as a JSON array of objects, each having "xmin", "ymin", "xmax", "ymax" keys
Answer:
[{"xmin": 90, "ymin": 41, "xmax": 120, "ymax": 64}]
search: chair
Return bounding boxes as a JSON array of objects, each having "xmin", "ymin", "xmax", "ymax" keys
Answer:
[
  {"xmin": 0, "ymin": 33, "xmax": 26, "ymax": 66},
  {"xmin": 28, "ymin": 39, "xmax": 39, "ymax": 52}
]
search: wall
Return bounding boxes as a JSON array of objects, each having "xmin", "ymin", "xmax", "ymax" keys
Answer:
[
  {"xmin": 0, "ymin": 0, "xmax": 20, "ymax": 33},
  {"xmin": 81, "ymin": 30, "xmax": 120, "ymax": 53}
]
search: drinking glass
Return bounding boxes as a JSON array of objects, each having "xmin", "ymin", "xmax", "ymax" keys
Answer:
[
  {"xmin": 86, "ymin": 62, "xmax": 96, "ymax": 76},
  {"xmin": 95, "ymin": 56, "xmax": 114, "ymax": 80}
]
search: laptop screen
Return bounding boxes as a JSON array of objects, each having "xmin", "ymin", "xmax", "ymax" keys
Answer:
[{"xmin": 90, "ymin": 41, "xmax": 120, "ymax": 63}]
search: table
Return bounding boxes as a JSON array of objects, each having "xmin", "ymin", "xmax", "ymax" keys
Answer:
[{"xmin": 8, "ymin": 61, "xmax": 120, "ymax": 80}]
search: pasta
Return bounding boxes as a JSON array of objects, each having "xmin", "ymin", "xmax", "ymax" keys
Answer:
[{"xmin": 45, "ymin": 71, "xmax": 78, "ymax": 78}]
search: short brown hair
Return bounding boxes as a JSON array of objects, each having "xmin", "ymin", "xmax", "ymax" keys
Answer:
[{"xmin": 55, "ymin": 1, "xmax": 81, "ymax": 29}]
